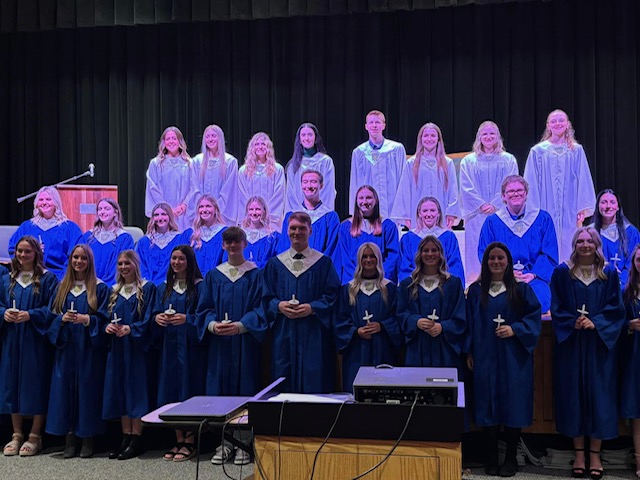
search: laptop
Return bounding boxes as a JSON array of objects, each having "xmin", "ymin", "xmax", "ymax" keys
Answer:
[{"xmin": 159, "ymin": 377, "xmax": 286, "ymax": 423}]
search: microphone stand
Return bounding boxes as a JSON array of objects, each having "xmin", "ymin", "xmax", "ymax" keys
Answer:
[{"xmin": 16, "ymin": 165, "xmax": 95, "ymax": 204}]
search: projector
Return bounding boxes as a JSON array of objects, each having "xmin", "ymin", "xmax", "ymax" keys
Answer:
[{"xmin": 352, "ymin": 366, "xmax": 458, "ymax": 406}]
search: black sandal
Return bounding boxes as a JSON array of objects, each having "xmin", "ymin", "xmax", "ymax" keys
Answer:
[
  {"xmin": 163, "ymin": 443, "xmax": 180, "ymax": 461},
  {"xmin": 589, "ymin": 450, "xmax": 604, "ymax": 480},
  {"xmin": 173, "ymin": 442, "xmax": 196, "ymax": 462},
  {"xmin": 572, "ymin": 448, "xmax": 586, "ymax": 478}
]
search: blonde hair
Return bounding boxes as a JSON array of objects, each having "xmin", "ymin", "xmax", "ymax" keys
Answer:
[
  {"xmin": 472, "ymin": 121, "xmax": 506, "ymax": 155},
  {"xmin": 145, "ymin": 202, "xmax": 180, "ymax": 239},
  {"xmin": 415, "ymin": 197, "xmax": 444, "ymax": 230},
  {"xmin": 413, "ymin": 123, "xmax": 449, "ymax": 189},
  {"xmin": 241, "ymin": 196, "xmax": 273, "ymax": 234},
  {"xmin": 568, "ymin": 227, "xmax": 607, "ymax": 281},
  {"xmin": 157, "ymin": 126, "xmax": 191, "ymax": 162},
  {"xmin": 365, "ymin": 110, "xmax": 386, "ymax": 123},
  {"xmin": 540, "ymin": 109, "xmax": 579, "ymax": 150},
  {"xmin": 32, "ymin": 186, "xmax": 68, "ymax": 224},
  {"xmin": 348, "ymin": 243, "xmax": 388, "ymax": 305},
  {"xmin": 190, "ymin": 194, "xmax": 224, "ymax": 249},
  {"xmin": 408, "ymin": 235, "xmax": 450, "ymax": 299},
  {"xmin": 199, "ymin": 124, "xmax": 228, "ymax": 181},
  {"xmin": 243, "ymin": 132, "xmax": 277, "ymax": 178},
  {"xmin": 108, "ymin": 250, "xmax": 145, "ymax": 316},
  {"xmin": 52, "ymin": 244, "xmax": 99, "ymax": 314},
  {"xmin": 89, "ymin": 198, "xmax": 125, "ymax": 241}
]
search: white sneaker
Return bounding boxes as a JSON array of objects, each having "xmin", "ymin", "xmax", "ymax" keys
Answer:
[
  {"xmin": 234, "ymin": 448, "xmax": 251, "ymax": 465},
  {"xmin": 211, "ymin": 445, "xmax": 234, "ymax": 464}
]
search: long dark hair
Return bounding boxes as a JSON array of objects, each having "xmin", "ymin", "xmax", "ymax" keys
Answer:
[
  {"xmin": 624, "ymin": 244, "xmax": 640, "ymax": 304},
  {"xmin": 287, "ymin": 123, "xmax": 327, "ymax": 175},
  {"xmin": 593, "ymin": 189, "xmax": 629, "ymax": 258},
  {"xmin": 350, "ymin": 185, "xmax": 382, "ymax": 237},
  {"xmin": 9, "ymin": 235, "xmax": 46, "ymax": 297},
  {"xmin": 163, "ymin": 245, "xmax": 202, "ymax": 303},
  {"xmin": 478, "ymin": 242, "xmax": 521, "ymax": 311}
]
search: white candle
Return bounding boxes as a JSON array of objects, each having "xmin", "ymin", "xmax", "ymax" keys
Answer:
[
  {"xmin": 165, "ymin": 303, "xmax": 176, "ymax": 315},
  {"xmin": 289, "ymin": 294, "xmax": 299, "ymax": 306},
  {"xmin": 69, "ymin": 301, "xmax": 76, "ymax": 313},
  {"xmin": 222, "ymin": 312, "xmax": 231, "ymax": 324},
  {"xmin": 12, "ymin": 300, "xmax": 17, "ymax": 311}
]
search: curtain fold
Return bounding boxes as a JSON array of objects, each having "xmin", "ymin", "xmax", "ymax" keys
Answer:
[{"xmin": 0, "ymin": 0, "xmax": 638, "ymax": 228}]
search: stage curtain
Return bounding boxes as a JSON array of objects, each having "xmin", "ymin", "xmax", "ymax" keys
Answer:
[
  {"xmin": 0, "ymin": 0, "xmax": 638, "ymax": 228},
  {"xmin": 0, "ymin": 0, "xmax": 546, "ymax": 32}
]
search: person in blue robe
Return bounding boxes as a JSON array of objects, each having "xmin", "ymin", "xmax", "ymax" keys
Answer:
[
  {"xmin": 338, "ymin": 185, "xmax": 399, "ymax": 284},
  {"xmin": 45, "ymin": 244, "xmax": 110, "ymax": 458},
  {"xmin": 0, "ymin": 236, "xmax": 58, "ymax": 457},
  {"xmin": 102, "ymin": 250, "xmax": 156, "ymax": 460},
  {"xmin": 397, "ymin": 235, "xmax": 466, "ymax": 373},
  {"xmin": 80, "ymin": 198, "xmax": 134, "ymax": 286},
  {"xmin": 620, "ymin": 245, "xmax": 640, "ymax": 479},
  {"xmin": 151, "ymin": 245, "xmax": 204, "ymax": 462},
  {"xmin": 277, "ymin": 169, "xmax": 340, "ymax": 263},
  {"xmin": 263, "ymin": 212, "xmax": 340, "ymax": 393},
  {"xmin": 136, "ymin": 202, "xmax": 187, "ymax": 285},
  {"xmin": 183, "ymin": 194, "xmax": 227, "ymax": 275},
  {"xmin": 238, "ymin": 195, "xmax": 278, "ymax": 268},
  {"xmin": 466, "ymin": 241, "xmax": 541, "ymax": 476},
  {"xmin": 334, "ymin": 242, "xmax": 403, "ymax": 392},
  {"xmin": 479, "ymin": 175, "xmax": 558, "ymax": 313},
  {"xmin": 196, "ymin": 227, "xmax": 267, "ymax": 466},
  {"xmin": 592, "ymin": 189, "xmax": 640, "ymax": 288},
  {"xmin": 9, "ymin": 186, "xmax": 82, "ymax": 280},
  {"xmin": 550, "ymin": 227, "xmax": 625, "ymax": 479},
  {"xmin": 399, "ymin": 196, "xmax": 464, "ymax": 284}
]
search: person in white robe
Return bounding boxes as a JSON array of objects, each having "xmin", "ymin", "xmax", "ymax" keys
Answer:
[
  {"xmin": 145, "ymin": 126, "xmax": 200, "ymax": 232},
  {"xmin": 460, "ymin": 121, "xmax": 519, "ymax": 285},
  {"xmin": 523, "ymin": 109, "xmax": 596, "ymax": 263},
  {"xmin": 349, "ymin": 110, "xmax": 407, "ymax": 219}
]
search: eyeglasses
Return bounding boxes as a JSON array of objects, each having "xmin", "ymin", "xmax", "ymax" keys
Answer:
[{"xmin": 505, "ymin": 189, "xmax": 526, "ymax": 197}]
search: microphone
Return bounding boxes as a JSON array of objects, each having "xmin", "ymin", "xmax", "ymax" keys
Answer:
[{"xmin": 89, "ymin": 163, "xmax": 95, "ymax": 177}]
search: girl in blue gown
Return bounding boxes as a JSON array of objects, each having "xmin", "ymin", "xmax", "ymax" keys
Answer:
[
  {"xmin": 397, "ymin": 235, "xmax": 466, "ymax": 372},
  {"xmin": 239, "ymin": 196, "xmax": 278, "ymax": 268},
  {"xmin": 592, "ymin": 189, "xmax": 640, "ymax": 288},
  {"xmin": 152, "ymin": 245, "xmax": 204, "ymax": 462},
  {"xmin": 46, "ymin": 244, "xmax": 110, "ymax": 458},
  {"xmin": 550, "ymin": 227, "xmax": 625, "ymax": 479},
  {"xmin": 135, "ymin": 202, "xmax": 186, "ymax": 285},
  {"xmin": 81, "ymin": 198, "xmax": 134, "ymax": 285},
  {"xmin": 334, "ymin": 242, "xmax": 403, "ymax": 391},
  {"xmin": 338, "ymin": 185, "xmax": 399, "ymax": 284},
  {"xmin": 183, "ymin": 194, "xmax": 227, "ymax": 275},
  {"xmin": 399, "ymin": 196, "xmax": 465, "ymax": 284},
  {"xmin": 103, "ymin": 250, "xmax": 156, "ymax": 460},
  {"xmin": 0, "ymin": 236, "xmax": 58, "ymax": 456},
  {"xmin": 466, "ymin": 242, "xmax": 541, "ymax": 476},
  {"xmin": 9, "ymin": 186, "xmax": 82, "ymax": 280}
]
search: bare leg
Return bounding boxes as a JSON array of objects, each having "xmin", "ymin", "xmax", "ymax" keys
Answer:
[
  {"xmin": 573, "ymin": 436, "xmax": 586, "ymax": 473},
  {"xmin": 589, "ymin": 438, "xmax": 603, "ymax": 473},
  {"xmin": 633, "ymin": 419, "xmax": 640, "ymax": 477}
]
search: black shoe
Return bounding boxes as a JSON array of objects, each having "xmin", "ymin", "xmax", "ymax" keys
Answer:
[
  {"xmin": 118, "ymin": 434, "xmax": 142, "ymax": 460},
  {"xmin": 63, "ymin": 433, "xmax": 76, "ymax": 459},
  {"xmin": 109, "ymin": 434, "xmax": 131, "ymax": 460},
  {"xmin": 485, "ymin": 464, "xmax": 500, "ymax": 476},
  {"xmin": 499, "ymin": 459, "xmax": 518, "ymax": 477},
  {"xmin": 572, "ymin": 448, "xmax": 586, "ymax": 478},
  {"xmin": 80, "ymin": 437, "xmax": 94, "ymax": 458},
  {"xmin": 589, "ymin": 450, "xmax": 604, "ymax": 480}
]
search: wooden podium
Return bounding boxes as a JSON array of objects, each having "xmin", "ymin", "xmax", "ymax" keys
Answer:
[{"xmin": 57, "ymin": 185, "xmax": 118, "ymax": 232}]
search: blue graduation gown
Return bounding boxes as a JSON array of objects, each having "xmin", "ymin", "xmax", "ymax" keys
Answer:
[
  {"xmin": 397, "ymin": 275, "xmax": 467, "ymax": 371},
  {"xmin": 9, "ymin": 220, "xmax": 82, "ymax": 280},
  {"xmin": 619, "ymin": 296, "xmax": 640, "ymax": 418},
  {"xmin": 550, "ymin": 264, "xmax": 625, "ymax": 439},
  {"xmin": 135, "ymin": 232, "xmax": 186, "ymax": 285},
  {"xmin": 338, "ymin": 219, "xmax": 399, "ymax": 285},
  {"xmin": 398, "ymin": 230, "xmax": 465, "ymax": 285},
  {"xmin": 0, "ymin": 271, "xmax": 58, "ymax": 415},
  {"xmin": 81, "ymin": 231, "xmax": 135, "ymax": 286},
  {"xmin": 196, "ymin": 265, "xmax": 267, "ymax": 395},
  {"xmin": 103, "ymin": 282, "xmax": 156, "ymax": 420},
  {"xmin": 276, "ymin": 210, "xmax": 340, "ymax": 263},
  {"xmin": 241, "ymin": 232, "xmax": 278, "ymax": 269},
  {"xmin": 466, "ymin": 282, "xmax": 541, "ymax": 427},
  {"xmin": 46, "ymin": 282, "xmax": 110, "ymax": 438},
  {"xmin": 263, "ymin": 253, "xmax": 340, "ymax": 393},
  {"xmin": 600, "ymin": 224, "xmax": 640, "ymax": 288},
  {"xmin": 334, "ymin": 282, "xmax": 403, "ymax": 392},
  {"xmin": 152, "ymin": 282, "xmax": 205, "ymax": 405},
  {"xmin": 479, "ymin": 209, "xmax": 558, "ymax": 312},
  {"xmin": 183, "ymin": 227, "xmax": 227, "ymax": 276}
]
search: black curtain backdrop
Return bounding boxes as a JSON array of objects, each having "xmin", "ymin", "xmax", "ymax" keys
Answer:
[
  {"xmin": 0, "ymin": 0, "xmax": 638, "ymax": 229},
  {"xmin": 0, "ymin": 0, "xmax": 542, "ymax": 32}
]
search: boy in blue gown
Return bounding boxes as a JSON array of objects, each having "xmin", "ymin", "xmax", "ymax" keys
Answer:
[
  {"xmin": 479, "ymin": 175, "xmax": 558, "ymax": 312},
  {"xmin": 277, "ymin": 169, "xmax": 340, "ymax": 263},
  {"xmin": 263, "ymin": 212, "xmax": 340, "ymax": 393}
]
